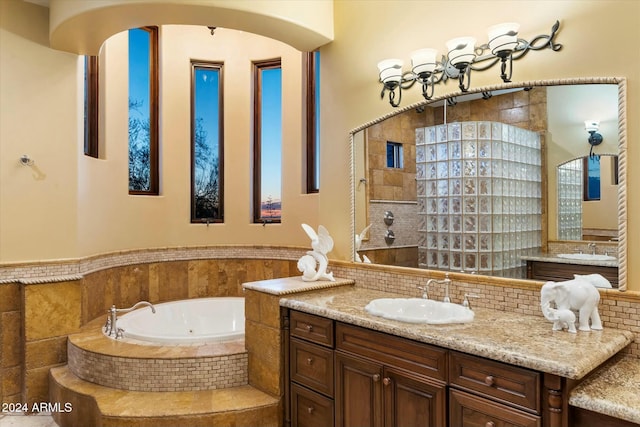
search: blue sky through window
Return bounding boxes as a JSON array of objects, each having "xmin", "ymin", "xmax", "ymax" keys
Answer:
[{"xmin": 260, "ymin": 67, "xmax": 282, "ymax": 215}]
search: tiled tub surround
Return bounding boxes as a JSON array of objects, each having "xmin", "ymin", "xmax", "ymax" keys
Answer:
[
  {"xmin": 67, "ymin": 322, "xmax": 248, "ymax": 392},
  {"xmin": 0, "ymin": 246, "xmax": 303, "ymax": 408}
]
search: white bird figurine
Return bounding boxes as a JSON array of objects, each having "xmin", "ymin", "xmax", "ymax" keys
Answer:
[
  {"xmin": 354, "ymin": 224, "xmax": 371, "ymax": 263},
  {"xmin": 298, "ymin": 224, "xmax": 335, "ymax": 281}
]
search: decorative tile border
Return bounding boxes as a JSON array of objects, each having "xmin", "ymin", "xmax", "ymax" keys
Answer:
[{"xmin": 0, "ymin": 245, "xmax": 307, "ymax": 284}]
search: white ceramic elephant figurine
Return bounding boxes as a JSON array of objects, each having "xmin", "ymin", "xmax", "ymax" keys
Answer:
[
  {"xmin": 540, "ymin": 279, "xmax": 602, "ymax": 332},
  {"xmin": 546, "ymin": 308, "xmax": 577, "ymax": 333}
]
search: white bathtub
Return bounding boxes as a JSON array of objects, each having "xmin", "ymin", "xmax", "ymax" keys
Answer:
[{"xmin": 115, "ymin": 297, "xmax": 245, "ymax": 344}]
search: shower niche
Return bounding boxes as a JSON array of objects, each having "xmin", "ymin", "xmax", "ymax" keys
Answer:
[{"xmin": 417, "ymin": 121, "xmax": 542, "ymax": 277}]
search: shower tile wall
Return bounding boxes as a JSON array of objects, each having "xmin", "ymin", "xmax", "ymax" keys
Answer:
[
  {"xmin": 417, "ymin": 121, "xmax": 542, "ymax": 277},
  {"xmin": 557, "ymin": 158, "xmax": 583, "ymax": 240}
]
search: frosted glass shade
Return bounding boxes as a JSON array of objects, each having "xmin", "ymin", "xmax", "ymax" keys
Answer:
[
  {"xmin": 584, "ymin": 120, "xmax": 599, "ymax": 133},
  {"xmin": 377, "ymin": 59, "xmax": 403, "ymax": 84},
  {"xmin": 488, "ymin": 23, "xmax": 520, "ymax": 55},
  {"xmin": 411, "ymin": 48, "xmax": 438, "ymax": 76},
  {"xmin": 446, "ymin": 37, "xmax": 476, "ymax": 67}
]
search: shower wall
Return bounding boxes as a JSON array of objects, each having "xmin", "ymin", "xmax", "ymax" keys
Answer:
[
  {"xmin": 557, "ymin": 159, "xmax": 583, "ymax": 240},
  {"xmin": 417, "ymin": 121, "xmax": 542, "ymax": 278}
]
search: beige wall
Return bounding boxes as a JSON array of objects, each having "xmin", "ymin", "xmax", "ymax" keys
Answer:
[{"xmin": 1, "ymin": 0, "xmax": 639, "ymax": 289}]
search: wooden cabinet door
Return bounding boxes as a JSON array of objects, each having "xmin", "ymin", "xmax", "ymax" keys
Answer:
[
  {"xmin": 335, "ymin": 352, "xmax": 383, "ymax": 427},
  {"xmin": 383, "ymin": 367, "xmax": 447, "ymax": 427}
]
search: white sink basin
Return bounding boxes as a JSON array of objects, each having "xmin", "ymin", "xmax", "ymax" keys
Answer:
[
  {"xmin": 557, "ymin": 253, "xmax": 616, "ymax": 261},
  {"xmin": 364, "ymin": 298, "xmax": 474, "ymax": 324}
]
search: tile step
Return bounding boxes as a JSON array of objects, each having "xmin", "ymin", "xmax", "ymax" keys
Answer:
[{"xmin": 49, "ymin": 365, "xmax": 280, "ymax": 427}]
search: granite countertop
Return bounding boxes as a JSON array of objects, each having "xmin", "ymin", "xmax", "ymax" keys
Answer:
[
  {"xmin": 569, "ymin": 355, "xmax": 640, "ymax": 424},
  {"xmin": 520, "ymin": 254, "xmax": 618, "ymax": 268},
  {"xmin": 279, "ymin": 286, "xmax": 633, "ymax": 380}
]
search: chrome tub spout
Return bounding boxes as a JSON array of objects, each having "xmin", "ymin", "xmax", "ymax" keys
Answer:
[{"xmin": 104, "ymin": 301, "xmax": 156, "ymax": 339}]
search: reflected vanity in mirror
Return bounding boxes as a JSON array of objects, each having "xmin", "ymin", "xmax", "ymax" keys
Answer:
[{"xmin": 351, "ymin": 77, "xmax": 627, "ymax": 290}]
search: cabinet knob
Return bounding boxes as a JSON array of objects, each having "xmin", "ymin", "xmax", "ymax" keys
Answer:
[
  {"xmin": 305, "ymin": 324, "xmax": 314, "ymax": 332},
  {"xmin": 372, "ymin": 374, "xmax": 380, "ymax": 382},
  {"xmin": 383, "ymin": 377, "xmax": 392, "ymax": 386},
  {"xmin": 307, "ymin": 406, "xmax": 314, "ymax": 414},
  {"xmin": 306, "ymin": 357, "xmax": 314, "ymax": 365},
  {"xmin": 485, "ymin": 421, "xmax": 495, "ymax": 427},
  {"xmin": 484, "ymin": 375, "xmax": 495, "ymax": 386}
]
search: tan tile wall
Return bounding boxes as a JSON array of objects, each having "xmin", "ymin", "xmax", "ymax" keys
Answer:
[
  {"xmin": 0, "ymin": 283, "xmax": 22, "ymax": 404},
  {"xmin": 67, "ymin": 342, "xmax": 248, "ymax": 392}
]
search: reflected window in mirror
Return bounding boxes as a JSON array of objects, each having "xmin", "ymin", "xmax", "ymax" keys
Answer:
[
  {"xmin": 583, "ymin": 156, "xmax": 601, "ymax": 201},
  {"xmin": 387, "ymin": 141, "xmax": 404, "ymax": 169}
]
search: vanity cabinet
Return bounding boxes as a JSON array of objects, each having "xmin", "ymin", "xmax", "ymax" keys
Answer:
[
  {"xmin": 335, "ymin": 323, "xmax": 447, "ymax": 427},
  {"xmin": 525, "ymin": 259, "xmax": 618, "ymax": 286},
  {"xmin": 285, "ymin": 309, "xmax": 574, "ymax": 427}
]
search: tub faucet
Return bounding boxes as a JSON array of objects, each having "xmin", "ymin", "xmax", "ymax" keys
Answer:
[
  {"xmin": 426, "ymin": 274, "xmax": 452, "ymax": 303},
  {"xmin": 104, "ymin": 301, "xmax": 156, "ymax": 338},
  {"xmin": 588, "ymin": 242, "xmax": 597, "ymax": 255}
]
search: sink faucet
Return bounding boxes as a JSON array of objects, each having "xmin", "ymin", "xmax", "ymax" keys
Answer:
[
  {"xmin": 587, "ymin": 242, "xmax": 597, "ymax": 255},
  {"xmin": 426, "ymin": 273, "xmax": 452, "ymax": 303},
  {"xmin": 104, "ymin": 301, "xmax": 156, "ymax": 338}
]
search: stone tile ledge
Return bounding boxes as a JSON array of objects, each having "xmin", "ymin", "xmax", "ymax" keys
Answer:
[
  {"xmin": 242, "ymin": 276, "xmax": 355, "ymax": 295},
  {"xmin": 569, "ymin": 355, "xmax": 640, "ymax": 424},
  {"xmin": 280, "ymin": 287, "xmax": 634, "ymax": 380}
]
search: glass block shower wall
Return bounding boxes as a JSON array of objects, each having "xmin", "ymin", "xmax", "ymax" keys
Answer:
[
  {"xmin": 557, "ymin": 159, "xmax": 583, "ymax": 240},
  {"xmin": 416, "ymin": 121, "xmax": 542, "ymax": 278}
]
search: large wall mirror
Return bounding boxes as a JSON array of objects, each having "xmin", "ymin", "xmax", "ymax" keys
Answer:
[{"xmin": 351, "ymin": 77, "xmax": 627, "ymax": 291}]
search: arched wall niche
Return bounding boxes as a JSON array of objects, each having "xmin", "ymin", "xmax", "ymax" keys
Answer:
[{"xmin": 48, "ymin": 0, "xmax": 334, "ymax": 54}]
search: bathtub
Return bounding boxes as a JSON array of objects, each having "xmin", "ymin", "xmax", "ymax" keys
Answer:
[{"xmin": 115, "ymin": 297, "xmax": 245, "ymax": 344}]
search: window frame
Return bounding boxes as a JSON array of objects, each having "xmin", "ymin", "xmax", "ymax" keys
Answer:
[
  {"xmin": 128, "ymin": 26, "xmax": 159, "ymax": 196},
  {"xmin": 84, "ymin": 55, "xmax": 99, "ymax": 158},
  {"xmin": 252, "ymin": 59, "xmax": 283, "ymax": 224},
  {"xmin": 305, "ymin": 51, "xmax": 320, "ymax": 193},
  {"xmin": 190, "ymin": 61, "xmax": 225, "ymax": 224}
]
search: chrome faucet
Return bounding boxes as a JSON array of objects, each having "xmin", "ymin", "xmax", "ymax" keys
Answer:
[
  {"xmin": 426, "ymin": 273, "xmax": 452, "ymax": 303},
  {"xmin": 587, "ymin": 242, "xmax": 597, "ymax": 255},
  {"xmin": 104, "ymin": 301, "xmax": 156, "ymax": 338}
]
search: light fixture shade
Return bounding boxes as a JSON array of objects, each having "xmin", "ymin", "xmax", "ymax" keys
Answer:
[
  {"xmin": 584, "ymin": 120, "xmax": 600, "ymax": 133},
  {"xmin": 411, "ymin": 48, "xmax": 438, "ymax": 76},
  {"xmin": 377, "ymin": 59, "xmax": 404, "ymax": 84},
  {"xmin": 446, "ymin": 37, "xmax": 476, "ymax": 67},
  {"xmin": 488, "ymin": 23, "xmax": 520, "ymax": 55}
]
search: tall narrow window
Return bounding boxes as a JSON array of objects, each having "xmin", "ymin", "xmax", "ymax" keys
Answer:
[
  {"xmin": 128, "ymin": 27, "xmax": 159, "ymax": 194},
  {"xmin": 305, "ymin": 50, "xmax": 320, "ymax": 193},
  {"xmin": 84, "ymin": 56, "xmax": 99, "ymax": 158},
  {"xmin": 253, "ymin": 60, "xmax": 282, "ymax": 223},
  {"xmin": 191, "ymin": 62, "xmax": 224, "ymax": 223},
  {"xmin": 583, "ymin": 156, "xmax": 601, "ymax": 201}
]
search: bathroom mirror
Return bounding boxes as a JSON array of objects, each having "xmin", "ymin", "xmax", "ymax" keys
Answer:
[{"xmin": 350, "ymin": 77, "xmax": 627, "ymax": 291}]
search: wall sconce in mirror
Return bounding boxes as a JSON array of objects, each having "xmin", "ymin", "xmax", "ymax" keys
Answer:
[
  {"xmin": 377, "ymin": 20, "xmax": 562, "ymax": 107},
  {"xmin": 585, "ymin": 120, "xmax": 603, "ymax": 159},
  {"xmin": 383, "ymin": 211, "xmax": 394, "ymax": 226}
]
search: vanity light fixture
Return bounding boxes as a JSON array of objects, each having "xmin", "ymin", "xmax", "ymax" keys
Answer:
[
  {"xmin": 378, "ymin": 20, "xmax": 562, "ymax": 107},
  {"xmin": 585, "ymin": 120, "xmax": 603, "ymax": 158}
]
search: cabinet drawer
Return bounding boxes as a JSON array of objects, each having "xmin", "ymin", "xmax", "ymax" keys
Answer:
[
  {"xmin": 290, "ymin": 337, "xmax": 334, "ymax": 397},
  {"xmin": 291, "ymin": 311, "xmax": 334, "ymax": 347},
  {"xmin": 449, "ymin": 351, "xmax": 540, "ymax": 413},
  {"xmin": 336, "ymin": 322, "xmax": 447, "ymax": 382},
  {"xmin": 291, "ymin": 383, "xmax": 334, "ymax": 427},
  {"xmin": 450, "ymin": 389, "xmax": 541, "ymax": 427}
]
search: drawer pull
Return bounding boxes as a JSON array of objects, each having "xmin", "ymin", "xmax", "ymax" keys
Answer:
[
  {"xmin": 484, "ymin": 375, "xmax": 495, "ymax": 386},
  {"xmin": 305, "ymin": 324, "xmax": 314, "ymax": 332},
  {"xmin": 485, "ymin": 422, "xmax": 495, "ymax": 427},
  {"xmin": 372, "ymin": 374, "xmax": 380, "ymax": 382},
  {"xmin": 306, "ymin": 357, "xmax": 314, "ymax": 365},
  {"xmin": 307, "ymin": 406, "xmax": 314, "ymax": 414},
  {"xmin": 383, "ymin": 377, "xmax": 392, "ymax": 386}
]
